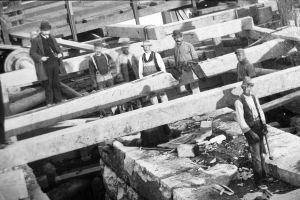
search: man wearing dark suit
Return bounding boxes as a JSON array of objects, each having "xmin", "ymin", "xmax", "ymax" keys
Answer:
[
  {"xmin": 30, "ymin": 21, "xmax": 63, "ymax": 106},
  {"xmin": 0, "ymin": 81, "xmax": 7, "ymax": 149}
]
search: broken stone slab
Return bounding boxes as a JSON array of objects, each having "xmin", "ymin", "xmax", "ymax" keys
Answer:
[
  {"xmin": 243, "ymin": 188, "xmax": 300, "ymax": 200},
  {"xmin": 212, "ymin": 112, "xmax": 243, "ymax": 137},
  {"xmin": 173, "ymin": 185, "xmax": 239, "ymax": 200},
  {"xmin": 101, "ymin": 164, "xmax": 144, "ymax": 200},
  {"xmin": 100, "ymin": 139, "xmax": 238, "ymax": 200},
  {"xmin": 160, "ymin": 164, "xmax": 237, "ymax": 198},
  {"xmin": 264, "ymin": 126, "xmax": 300, "ymax": 186},
  {"xmin": 177, "ymin": 144, "xmax": 198, "ymax": 157}
]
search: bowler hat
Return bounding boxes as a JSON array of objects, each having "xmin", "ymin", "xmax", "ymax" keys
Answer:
[
  {"xmin": 94, "ymin": 42, "xmax": 105, "ymax": 48},
  {"xmin": 40, "ymin": 21, "xmax": 52, "ymax": 31},
  {"xmin": 241, "ymin": 76, "xmax": 254, "ymax": 87},
  {"xmin": 141, "ymin": 40, "xmax": 152, "ymax": 47},
  {"xmin": 172, "ymin": 30, "xmax": 182, "ymax": 37}
]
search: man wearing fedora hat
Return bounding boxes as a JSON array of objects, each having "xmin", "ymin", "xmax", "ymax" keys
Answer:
[
  {"xmin": 235, "ymin": 48, "xmax": 256, "ymax": 81},
  {"xmin": 138, "ymin": 40, "xmax": 168, "ymax": 104},
  {"xmin": 235, "ymin": 76, "xmax": 268, "ymax": 187},
  {"xmin": 172, "ymin": 29, "xmax": 200, "ymax": 94},
  {"xmin": 30, "ymin": 21, "xmax": 63, "ymax": 106}
]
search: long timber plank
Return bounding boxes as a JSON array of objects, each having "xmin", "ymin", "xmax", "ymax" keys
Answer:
[
  {"xmin": 1, "ymin": 66, "xmax": 300, "ymax": 170},
  {"xmin": 105, "ymin": 4, "xmax": 261, "ymax": 39},
  {"xmin": 5, "ymin": 72, "xmax": 178, "ymax": 137},
  {"xmin": 196, "ymin": 39, "xmax": 294, "ymax": 78}
]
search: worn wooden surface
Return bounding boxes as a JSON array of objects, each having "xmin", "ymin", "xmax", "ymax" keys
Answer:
[{"xmin": 1, "ymin": 66, "xmax": 300, "ymax": 170}]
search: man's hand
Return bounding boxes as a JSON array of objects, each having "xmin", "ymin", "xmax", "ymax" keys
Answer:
[
  {"xmin": 41, "ymin": 57, "xmax": 49, "ymax": 62},
  {"xmin": 262, "ymin": 124, "xmax": 268, "ymax": 135},
  {"xmin": 244, "ymin": 130, "xmax": 260, "ymax": 145},
  {"xmin": 57, "ymin": 53, "xmax": 63, "ymax": 58}
]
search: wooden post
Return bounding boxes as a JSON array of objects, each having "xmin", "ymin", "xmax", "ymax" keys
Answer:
[
  {"xmin": 0, "ymin": 2, "xmax": 11, "ymax": 44},
  {"xmin": 65, "ymin": 0, "xmax": 78, "ymax": 41},
  {"xmin": 276, "ymin": 0, "xmax": 294, "ymax": 26},
  {"xmin": 130, "ymin": 0, "xmax": 140, "ymax": 25},
  {"xmin": 191, "ymin": 0, "xmax": 198, "ymax": 17}
]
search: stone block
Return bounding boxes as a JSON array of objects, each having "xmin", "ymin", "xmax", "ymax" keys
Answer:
[
  {"xmin": 177, "ymin": 144, "xmax": 198, "ymax": 157},
  {"xmin": 173, "ymin": 185, "xmax": 238, "ymax": 200},
  {"xmin": 264, "ymin": 126, "xmax": 300, "ymax": 186},
  {"xmin": 102, "ymin": 165, "xmax": 144, "ymax": 200}
]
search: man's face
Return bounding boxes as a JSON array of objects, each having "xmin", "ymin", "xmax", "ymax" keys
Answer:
[
  {"xmin": 173, "ymin": 36, "xmax": 183, "ymax": 45},
  {"xmin": 143, "ymin": 45, "xmax": 151, "ymax": 53},
  {"xmin": 41, "ymin": 30, "xmax": 51, "ymax": 37},
  {"xmin": 94, "ymin": 46, "xmax": 103, "ymax": 55},
  {"xmin": 236, "ymin": 52, "xmax": 245, "ymax": 62},
  {"xmin": 242, "ymin": 85, "xmax": 253, "ymax": 96},
  {"xmin": 122, "ymin": 47, "xmax": 129, "ymax": 55}
]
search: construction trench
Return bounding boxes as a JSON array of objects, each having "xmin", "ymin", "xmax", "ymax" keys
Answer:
[{"xmin": 1, "ymin": 0, "xmax": 300, "ymax": 200}]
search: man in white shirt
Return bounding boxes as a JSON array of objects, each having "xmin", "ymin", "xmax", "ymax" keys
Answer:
[
  {"xmin": 116, "ymin": 42, "xmax": 139, "ymax": 82},
  {"xmin": 138, "ymin": 40, "xmax": 168, "ymax": 104},
  {"xmin": 235, "ymin": 76, "xmax": 268, "ymax": 187}
]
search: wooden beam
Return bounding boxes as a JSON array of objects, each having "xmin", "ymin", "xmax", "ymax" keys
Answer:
[
  {"xmin": 196, "ymin": 39, "xmax": 294, "ymax": 79},
  {"xmin": 130, "ymin": 0, "xmax": 140, "ymax": 25},
  {"xmin": 5, "ymin": 72, "xmax": 178, "ymax": 137},
  {"xmin": 0, "ymin": 69, "xmax": 38, "ymax": 88},
  {"xmin": 262, "ymin": 90, "xmax": 300, "ymax": 112},
  {"xmin": 0, "ymin": 2, "xmax": 11, "ymax": 44},
  {"xmin": 1, "ymin": 66, "xmax": 300, "ymax": 169},
  {"xmin": 105, "ymin": 9, "xmax": 255, "ymax": 40},
  {"xmin": 65, "ymin": 0, "xmax": 78, "ymax": 41},
  {"xmin": 56, "ymin": 38, "xmax": 94, "ymax": 52}
]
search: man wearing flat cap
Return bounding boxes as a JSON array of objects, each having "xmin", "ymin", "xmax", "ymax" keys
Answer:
[
  {"xmin": 235, "ymin": 76, "xmax": 268, "ymax": 187},
  {"xmin": 235, "ymin": 48, "xmax": 256, "ymax": 81},
  {"xmin": 172, "ymin": 29, "xmax": 200, "ymax": 94},
  {"xmin": 30, "ymin": 21, "xmax": 63, "ymax": 106}
]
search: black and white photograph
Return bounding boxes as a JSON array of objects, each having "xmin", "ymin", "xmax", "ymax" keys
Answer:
[{"xmin": 0, "ymin": 0, "xmax": 300, "ymax": 200}]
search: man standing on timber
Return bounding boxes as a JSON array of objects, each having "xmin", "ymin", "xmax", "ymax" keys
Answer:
[
  {"xmin": 30, "ymin": 21, "xmax": 63, "ymax": 106},
  {"xmin": 89, "ymin": 42, "xmax": 115, "ymax": 91},
  {"xmin": 235, "ymin": 48, "xmax": 256, "ymax": 81},
  {"xmin": 235, "ymin": 76, "xmax": 268, "ymax": 186},
  {"xmin": 172, "ymin": 30, "xmax": 200, "ymax": 94},
  {"xmin": 116, "ymin": 42, "xmax": 138, "ymax": 82},
  {"xmin": 138, "ymin": 40, "xmax": 168, "ymax": 104}
]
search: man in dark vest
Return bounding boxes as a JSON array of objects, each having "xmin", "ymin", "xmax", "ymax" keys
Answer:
[
  {"xmin": 235, "ymin": 48, "xmax": 256, "ymax": 81},
  {"xmin": 235, "ymin": 76, "xmax": 268, "ymax": 186},
  {"xmin": 30, "ymin": 21, "xmax": 63, "ymax": 106}
]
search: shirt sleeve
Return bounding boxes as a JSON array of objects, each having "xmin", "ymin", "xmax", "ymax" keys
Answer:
[
  {"xmin": 255, "ymin": 96, "xmax": 266, "ymax": 124},
  {"xmin": 189, "ymin": 43, "xmax": 198, "ymax": 61},
  {"xmin": 138, "ymin": 56, "xmax": 143, "ymax": 79},
  {"xmin": 235, "ymin": 99, "xmax": 251, "ymax": 133},
  {"xmin": 155, "ymin": 53, "xmax": 166, "ymax": 72},
  {"xmin": 247, "ymin": 63, "xmax": 256, "ymax": 78}
]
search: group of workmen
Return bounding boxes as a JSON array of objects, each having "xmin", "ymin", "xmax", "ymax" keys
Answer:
[{"xmin": 1, "ymin": 21, "xmax": 269, "ymax": 189}]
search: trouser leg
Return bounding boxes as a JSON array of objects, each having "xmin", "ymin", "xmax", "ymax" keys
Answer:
[
  {"xmin": 0, "ymin": 82, "xmax": 5, "ymax": 144},
  {"xmin": 159, "ymin": 92, "xmax": 168, "ymax": 103},
  {"xmin": 190, "ymin": 82, "xmax": 200, "ymax": 94},
  {"xmin": 150, "ymin": 95, "xmax": 159, "ymax": 105},
  {"xmin": 45, "ymin": 64, "xmax": 54, "ymax": 104},
  {"xmin": 52, "ymin": 65, "xmax": 62, "ymax": 103},
  {"xmin": 250, "ymin": 142, "xmax": 264, "ymax": 184}
]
